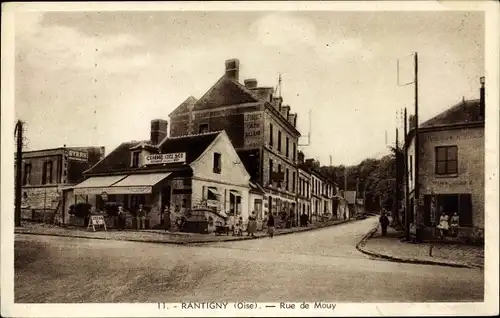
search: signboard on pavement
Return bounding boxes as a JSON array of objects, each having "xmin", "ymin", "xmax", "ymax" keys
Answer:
[{"xmin": 87, "ymin": 215, "xmax": 107, "ymax": 232}]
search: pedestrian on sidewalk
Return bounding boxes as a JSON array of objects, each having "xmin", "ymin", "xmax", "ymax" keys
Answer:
[
  {"xmin": 247, "ymin": 211, "xmax": 257, "ymax": 238},
  {"xmin": 379, "ymin": 212, "xmax": 390, "ymax": 236},
  {"xmin": 267, "ymin": 212, "xmax": 275, "ymax": 238},
  {"xmin": 117, "ymin": 205, "xmax": 125, "ymax": 230},
  {"xmin": 136, "ymin": 204, "xmax": 146, "ymax": 230}
]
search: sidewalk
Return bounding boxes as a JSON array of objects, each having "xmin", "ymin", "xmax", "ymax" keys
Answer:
[
  {"xmin": 15, "ymin": 218, "xmax": 354, "ymax": 245},
  {"xmin": 357, "ymin": 225, "xmax": 484, "ymax": 269}
]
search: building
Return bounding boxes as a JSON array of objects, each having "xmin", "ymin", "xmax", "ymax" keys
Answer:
[
  {"xmin": 67, "ymin": 121, "xmax": 253, "ymax": 230},
  {"xmin": 405, "ymin": 78, "xmax": 485, "ymax": 241},
  {"xmin": 168, "ymin": 58, "xmax": 301, "ymax": 223},
  {"xmin": 15, "ymin": 146, "xmax": 105, "ymax": 221},
  {"xmin": 297, "ymin": 164, "xmax": 312, "ymax": 223},
  {"xmin": 303, "ymin": 158, "xmax": 337, "ymax": 222}
]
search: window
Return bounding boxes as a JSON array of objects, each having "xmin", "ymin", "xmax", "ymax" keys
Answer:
[
  {"xmin": 268, "ymin": 196, "xmax": 272, "ymax": 214},
  {"xmin": 286, "ymin": 137, "xmax": 289, "ymax": 157},
  {"xmin": 409, "ymin": 155, "xmax": 413, "ymax": 182},
  {"xmin": 132, "ymin": 151, "xmax": 140, "ymax": 168},
  {"xmin": 278, "ymin": 131, "xmax": 282, "ymax": 152},
  {"xmin": 268, "ymin": 159, "xmax": 273, "ymax": 184},
  {"xmin": 293, "ymin": 143, "xmax": 296, "ymax": 161},
  {"xmin": 285, "ymin": 168, "xmax": 289, "ymax": 190},
  {"xmin": 435, "ymin": 146, "xmax": 458, "ymax": 175},
  {"xmin": 269, "ymin": 123, "xmax": 273, "ymax": 147},
  {"xmin": 207, "ymin": 187, "xmax": 219, "ymax": 201},
  {"xmin": 278, "ymin": 164, "xmax": 282, "ymax": 188},
  {"xmin": 292, "ymin": 172, "xmax": 296, "ymax": 192},
  {"xmin": 199, "ymin": 124, "xmax": 209, "ymax": 134},
  {"xmin": 229, "ymin": 190, "xmax": 242, "ymax": 215},
  {"xmin": 47, "ymin": 161, "xmax": 53, "ymax": 184},
  {"xmin": 213, "ymin": 152, "xmax": 222, "ymax": 173},
  {"xmin": 23, "ymin": 163, "xmax": 31, "ymax": 186}
]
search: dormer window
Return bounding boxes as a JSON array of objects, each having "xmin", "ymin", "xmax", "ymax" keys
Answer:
[
  {"xmin": 131, "ymin": 151, "xmax": 140, "ymax": 168},
  {"xmin": 213, "ymin": 152, "xmax": 222, "ymax": 173}
]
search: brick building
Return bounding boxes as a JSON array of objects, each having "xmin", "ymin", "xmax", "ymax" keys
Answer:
[
  {"xmin": 405, "ymin": 78, "xmax": 485, "ymax": 241},
  {"xmin": 15, "ymin": 146, "xmax": 105, "ymax": 221},
  {"xmin": 168, "ymin": 58, "xmax": 301, "ymax": 221}
]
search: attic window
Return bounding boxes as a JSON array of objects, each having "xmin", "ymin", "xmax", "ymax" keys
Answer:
[
  {"xmin": 213, "ymin": 152, "xmax": 222, "ymax": 174},
  {"xmin": 131, "ymin": 151, "xmax": 140, "ymax": 168},
  {"xmin": 199, "ymin": 124, "xmax": 209, "ymax": 134}
]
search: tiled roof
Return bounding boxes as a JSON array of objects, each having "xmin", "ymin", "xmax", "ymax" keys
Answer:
[
  {"xmin": 192, "ymin": 75, "xmax": 259, "ymax": 111},
  {"xmin": 85, "ymin": 132, "xmax": 221, "ymax": 175},
  {"xmin": 420, "ymin": 99, "xmax": 482, "ymax": 128},
  {"xmin": 169, "ymin": 96, "xmax": 198, "ymax": 116}
]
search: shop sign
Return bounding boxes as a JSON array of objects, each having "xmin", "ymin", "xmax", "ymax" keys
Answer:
[
  {"xmin": 244, "ymin": 111, "xmax": 263, "ymax": 148},
  {"xmin": 207, "ymin": 199, "xmax": 219, "ymax": 207},
  {"xmin": 68, "ymin": 150, "xmax": 88, "ymax": 162},
  {"xmin": 74, "ymin": 186, "xmax": 152, "ymax": 195},
  {"xmin": 145, "ymin": 153, "xmax": 186, "ymax": 165}
]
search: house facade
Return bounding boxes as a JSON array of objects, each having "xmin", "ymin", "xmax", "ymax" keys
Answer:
[
  {"xmin": 168, "ymin": 58, "xmax": 300, "ymax": 223},
  {"xmin": 68, "ymin": 123, "xmax": 252, "ymax": 230},
  {"xmin": 297, "ymin": 165, "xmax": 312, "ymax": 222},
  {"xmin": 405, "ymin": 81, "xmax": 485, "ymax": 241},
  {"xmin": 15, "ymin": 146, "xmax": 105, "ymax": 221}
]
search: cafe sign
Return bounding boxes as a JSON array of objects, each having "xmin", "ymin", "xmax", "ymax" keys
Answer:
[{"xmin": 145, "ymin": 153, "xmax": 186, "ymax": 165}]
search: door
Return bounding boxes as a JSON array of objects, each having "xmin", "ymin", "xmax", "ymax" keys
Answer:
[
  {"xmin": 161, "ymin": 186, "xmax": 171, "ymax": 226},
  {"xmin": 254, "ymin": 199, "xmax": 263, "ymax": 220}
]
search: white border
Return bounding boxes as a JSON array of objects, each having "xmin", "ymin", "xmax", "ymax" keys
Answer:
[{"xmin": 2, "ymin": 1, "xmax": 499, "ymax": 317}]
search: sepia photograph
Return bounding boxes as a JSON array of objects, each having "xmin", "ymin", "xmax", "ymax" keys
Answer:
[{"xmin": 2, "ymin": 1, "xmax": 499, "ymax": 317}]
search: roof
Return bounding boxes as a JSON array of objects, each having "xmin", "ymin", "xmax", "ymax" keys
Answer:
[
  {"xmin": 420, "ymin": 99, "xmax": 482, "ymax": 128},
  {"xmin": 85, "ymin": 132, "xmax": 221, "ymax": 175},
  {"xmin": 192, "ymin": 75, "xmax": 259, "ymax": 111},
  {"xmin": 169, "ymin": 96, "xmax": 198, "ymax": 116}
]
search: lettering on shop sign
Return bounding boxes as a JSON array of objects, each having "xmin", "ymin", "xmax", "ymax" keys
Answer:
[
  {"xmin": 68, "ymin": 150, "xmax": 88, "ymax": 162},
  {"xmin": 244, "ymin": 112, "xmax": 263, "ymax": 148},
  {"xmin": 145, "ymin": 153, "xmax": 186, "ymax": 165},
  {"xmin": 424, "ymin": 133, "xmax": 483, "ymax": 143},
  {"xmin": 87, "ymin": 215, "xmax": 107, "ymax": 232},
  {"xmin": 432, "ymin": 179, "xmax": 471, "ymax": 187}
]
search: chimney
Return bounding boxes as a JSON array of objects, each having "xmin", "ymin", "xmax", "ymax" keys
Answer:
[
  {"xmin": 244, "ymin": 78, "xmax": 258, "ymax": 89},
  {"xmin": 282, "ymin": 105, "xmax": 290, "ymax": 119},
  {"xmin": 272, "ymin": 96, "xmax": 283, "ymax": 111},
  {"xmin": 480, "ymin": 76, "xmax": 485, "ymax": 119},
  {"xmin": 151, "ymin": 119, "xmax": 168, "ymax": 145},
  {"xmin": 288, "ymin": 113, "xmax": 297, "ymax": 127},
  {"xmin": 225, "ymin": 59, "xmax": 240, "ymax": 81},
  {"xmin": 298, "ymin": 151, "xmax": 305, "ymax": 164}
]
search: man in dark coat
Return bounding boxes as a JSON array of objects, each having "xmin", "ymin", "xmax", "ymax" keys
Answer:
[{"xmin": 379, "ymin": 212, "xmax": 390, "ymax": 236}]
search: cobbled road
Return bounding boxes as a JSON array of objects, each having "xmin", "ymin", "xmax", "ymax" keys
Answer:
[{"xmin": 14, "ymin": 217, "xmax": 483, "ymax": 303}]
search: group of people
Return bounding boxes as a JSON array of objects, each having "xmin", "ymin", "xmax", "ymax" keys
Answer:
[
  {"xmin": 229, "ymin": 211, "xmax": 277, "ymax": 238},
  {"xmin": 115, "ymin": 204, "xmax": 148, "ymax": 230},
  {"xmin": 437, "ymin": 211, "xmax": 460, "ymax": 238}
]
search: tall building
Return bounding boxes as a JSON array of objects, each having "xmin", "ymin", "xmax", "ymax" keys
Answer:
[{"xmin": 169, "ymin": 58, "xmax": 301, "ymax": 218}]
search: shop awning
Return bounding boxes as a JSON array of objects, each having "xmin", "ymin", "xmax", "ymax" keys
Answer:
[
  {"xmin": 109, "ymin": 172, "xmax": 172, "ymax": 194},
  {"xmin": 73, "ymin": 175, "xmax": 127, "ymax": 195},
  {"xmin": 208, "ymin": 187, "xmax": 221, "ymax": 196},
  {"xmin": 229, "ymin": 190, "xmax": 241, "ymax": 197}
]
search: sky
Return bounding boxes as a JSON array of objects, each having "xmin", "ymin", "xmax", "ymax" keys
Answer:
[{"xmin": 14, "ymin": 9, "xmax": 484, "ymax": 166}]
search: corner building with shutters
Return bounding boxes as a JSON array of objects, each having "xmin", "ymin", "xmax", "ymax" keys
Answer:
[{"xmin": 169, "ymin": 58, "xmax": 300, "ymax": 221}]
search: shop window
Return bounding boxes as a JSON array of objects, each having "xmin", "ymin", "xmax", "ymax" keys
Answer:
[
  {"xmin": 278, "ymin": 131, "xmax": 282, "ymax": 152},
  {"xmin": 435, "ymin": 146, "xmax": 458, "ymax": 175},
  {"xmin": 131, "ymin": 151, "xmax": 140, "ymax": 168},
  {"xmin": 23, "ymin": 163, "xmax": 32, "ymax": 186},
  {"xmin": 199, "ymin": 124, "xmax": 209, "ymax": 134},
  {"xmin": 229, "ymin": 190, "xmax": 241, "ymax": 215},
  {"xmin": 269, "ymin": 123, "xmax": 273, "ymax": 147},
  {"xmin": 213, "ymin": 152, "xmax": 222, "ymax": 173}
]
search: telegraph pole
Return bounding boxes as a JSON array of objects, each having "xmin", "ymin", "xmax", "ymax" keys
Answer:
[
  {"xmin": 414, "ymin": 52, "xmax": 421, "ymax": 241},
  {"xmin": 14, "ymin": 120, "xmax": 23, "ymax": 227},
  {"xmin": 404, "ymin": 107, "xmax": 410, "ymax": 240},
  {"xmin": 394, "ymin": 127, "xmax": 400, "ymax": 226}
]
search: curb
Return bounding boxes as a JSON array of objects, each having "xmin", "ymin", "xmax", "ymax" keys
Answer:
[
  {"xmin": 355, "ymin": 226, "xmax": 479, "ymax": 269},
  {"xmin": 15, "ymin": 219, "xmax": 354, "ymax": 246}
]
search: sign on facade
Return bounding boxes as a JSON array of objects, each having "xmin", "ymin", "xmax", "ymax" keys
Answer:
[
  {"xmin": 145, "ymin": 153, "xmax": 186, "ymax": 165},
  {"xmin": 207, "ymin": 200, "xmax": 219, "ymax": 207},
  {"xmin": 87, "ymin": 215, "xmax": 107, "ymax": 232},
  {"xmin": 244, "ymin": 112, "xmax": 263, "ymax": 148},
  {"xmin": 68, "ymin": 150, "xmax": 89, "ymax": 162}
]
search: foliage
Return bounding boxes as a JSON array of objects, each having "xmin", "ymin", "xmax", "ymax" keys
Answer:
[{"xmin": 69, "ymin": 203, "xmax": 92, "ymax": 219}]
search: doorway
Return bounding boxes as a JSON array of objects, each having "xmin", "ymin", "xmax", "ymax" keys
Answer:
[{"xmin": 161, "ymin": 186, "xmax": 171, "ymax": 227}]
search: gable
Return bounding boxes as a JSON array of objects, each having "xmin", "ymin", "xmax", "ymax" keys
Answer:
[
  {"xmin": 169, "ymin": 96, "xmax": 198, "ymax": 116},
  {"xmin": 84, "ymin": 141, "xmax": 143, "ymax": 175},
  {"xmin": 193, "ymin": 76, "xmax": 259, "ymax": 111},
  {"xmin": 190, "ymin": 132, "xmax": 250, "ymax": 186}
]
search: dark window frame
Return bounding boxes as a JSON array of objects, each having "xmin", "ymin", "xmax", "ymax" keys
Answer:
[
  {"xmin": 285, "ymin": 168, "xmax": 289, "ymax": 191},
  {"xmin": 286, "ymin": 137, "xmax": 289, "ymax": 157},
  {"xmin": 213, "ymin": 152, "xmax": 222, "ymax": 174},
  {"xmin": 23, "ymin": 163, "xmax": 32, "ymax": 186},
  {"xmin": 132, "ymin": 151, "xmax": 140, "ymax": 168},
  {"xmin": 199, "ymin": 124, "xmax": 209, "ymax": 134},
  {"xmin": 269, "ymin": 123, "xmax": 273, "ymax": 147},
  {"xmin": 435, "ymin": 146, "xmax": 458, "ymax": 175},
  {"xmin": 277, "ymin": 130, "xmax": 282, "ymax": 152}
]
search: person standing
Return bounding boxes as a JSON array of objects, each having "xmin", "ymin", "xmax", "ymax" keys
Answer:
[
  {"xmin": 164, "ymin": 206, "xmax": 171, "ymax": 231},
  {"xmin": 267, "ymin": 212, "xmax": 275, "ymax": 238},
  {"xmin": 247, "ymin": 211, "xmax": 257, "ymax": 238},
  {"xmin": 450, "ymin": 212, "xmax": 460, "ymax": 236},
  {"xmin": 379, "ymin": 212, "xmax": 390, "ymax": 236},
  {"xmin": 136, "ymin": 204, "xmax": 145, "ymax": 230},
  {"xmin": 117, "ymin": 205, "xmax": 125, "ymax": 230}
]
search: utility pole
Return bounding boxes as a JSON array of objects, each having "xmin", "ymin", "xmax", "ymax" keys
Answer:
[
  {"xmin": 414, "ymin": 52, "xmax": 420, "ymax": 242},
  {"xmin": 14, "ymin": 120, "xmax": 23, "ymax": 227},
  {"xmin": 404, "ymin": 107, "xmax": 410, "ymax": 240},
  {"xmin": 394, "ymin": 127, "xmax": 400, "ymax": 226}
]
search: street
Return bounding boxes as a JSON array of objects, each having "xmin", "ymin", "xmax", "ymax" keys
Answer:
[{"xmin": 14, "ymin": 217, "xmax": 483, "ymax": 303}]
